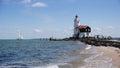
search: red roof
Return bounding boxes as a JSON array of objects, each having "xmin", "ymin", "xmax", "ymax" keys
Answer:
[{"xmin": 76, "ymin": 25, "xmax": 87, "ymax": 29}]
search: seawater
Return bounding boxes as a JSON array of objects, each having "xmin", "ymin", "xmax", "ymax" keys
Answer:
[
  {"xmin": 0, "ymin": 39, "xmax": 116, "ymax": 68},
  {"xmin": 0, "ymin": 40, "xmax": 87, "ymax": 68}
]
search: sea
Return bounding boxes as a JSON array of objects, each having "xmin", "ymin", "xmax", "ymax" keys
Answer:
[{"xmin": 0, "ymin": 39, "xmax": 116, "ymax": 68}]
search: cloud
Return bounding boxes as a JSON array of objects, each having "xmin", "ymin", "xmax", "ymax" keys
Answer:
[
  {"xmin": 106, "ymin": 26, "xmax": 114, "ymax": 30},
  {"xmin": 52, "ymin": 28, "xmax": 73, "ymax": 38},
  {"xmin": 34, "ymin": 29, "xmax": 42, "ymax": 33},
  {"xmin": 93, "ymin": 27, "xmax": 102, "ymax": 31},
  {"xmin": 91, "ymin": 26, "xmax": 117, "ymax": 37},
  {"xmin": 91, "ymin": 27, "xmax": 102, "ymax": 35},
  {"xmin": 21, "ymin": 0, "xmax": 47, "ymax": 8},
  {"xmin": 22, "ymin": 0, "xmax": 31, "ymax": 4},
  {"xmin": 21, "ymin": 0, "xmax": 32, "ymax": 8},
  {"xmin": 32, "ymin": 2, "xmax": 47, "ymax": 7}
]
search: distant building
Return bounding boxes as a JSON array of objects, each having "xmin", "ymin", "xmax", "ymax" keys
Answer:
[{"xmin": 73, "ymin": 15, "xmax": 91, "ymax": 38}]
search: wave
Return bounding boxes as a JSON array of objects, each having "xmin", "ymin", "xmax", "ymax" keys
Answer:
[
  {"xmin": 85, "ymin": 45, "xmax": 92, "ymax": 50},
  {"xmin": 33, "ymin": 63, "xmax": 74, "ymax": 68},
  {"xmin": 80, "ymin": 45, "xmax": 117, "ymax": 68},
  {"xmin": 0, "ymin": 63, "xmax": 73, "ymax": 68}
]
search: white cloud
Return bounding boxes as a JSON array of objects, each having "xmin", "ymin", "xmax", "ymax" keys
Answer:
[
  {"xmin": 91, "ymin": 27, "xmax": 102, "ymax": 36},
  {"xmin": 22, "ymin": 0, "xmax": 31, "ymax": 4},
  {"xmin": 93, "ymin": 27, "xmax": 102, "ymax": 31},
  {"xmin": 91, "ymin": 26, "xmax": 117, "ymax": 37},
  {"xmin": 34, "ymin": 29, "xmax": 42, "ymax": 33},
  {"xmin": 106, "ymin": 26, "xmax": 114, "ymax": 30},
  {"xmin": 32, "ymin": 2, "xmax": 47, "ymax": 7},
  {"xmin": 21, "ymin": 0, "xmax": 47, "ymax": 8}
]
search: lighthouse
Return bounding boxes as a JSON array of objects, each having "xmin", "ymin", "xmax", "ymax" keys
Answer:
[
  {"xmin": 73, "ymin": 15, "xmax": 91, "ymax": 38},
  {"xmin": 73, "ymin": 15, "xmax": 80, "ymax": 38}
]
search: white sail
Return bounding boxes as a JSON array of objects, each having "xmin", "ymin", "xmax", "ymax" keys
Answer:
[{"xmin": 18, "ymin": 32, "xmax": 23, "ymax": 40}]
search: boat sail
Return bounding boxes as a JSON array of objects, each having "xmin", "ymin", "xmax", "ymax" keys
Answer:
[{"xmin": 17, "ymin": 32, "xmax": 23, "ymax": 40}]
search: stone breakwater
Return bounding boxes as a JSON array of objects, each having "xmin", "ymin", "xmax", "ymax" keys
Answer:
[
  {"xmin": 50, "ymin": 37, "xmax": 120, "ymax": 49},
  {"xmin": 79, "ymin": 38, "xmax": 120, "ymax": 49}
]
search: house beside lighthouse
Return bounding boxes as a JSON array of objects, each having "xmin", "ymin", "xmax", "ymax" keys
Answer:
[{"xmin": 73, "ymin": 15, "xmax": 91, "ymax": 38}]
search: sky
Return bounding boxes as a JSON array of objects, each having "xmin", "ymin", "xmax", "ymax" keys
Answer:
[{"xmin": 0, "ymin": 0, "xmax": 120, "ymax": 39}]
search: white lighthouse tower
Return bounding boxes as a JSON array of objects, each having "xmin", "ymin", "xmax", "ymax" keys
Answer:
[{"xmin": 73, "ymin": 15, "xmax": 80, "ymax": 38}]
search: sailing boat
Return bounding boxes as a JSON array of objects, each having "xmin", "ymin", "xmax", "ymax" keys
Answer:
[{"xmin": 17, "ymin": 32, "xmax": 23, "ymax": 40}]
